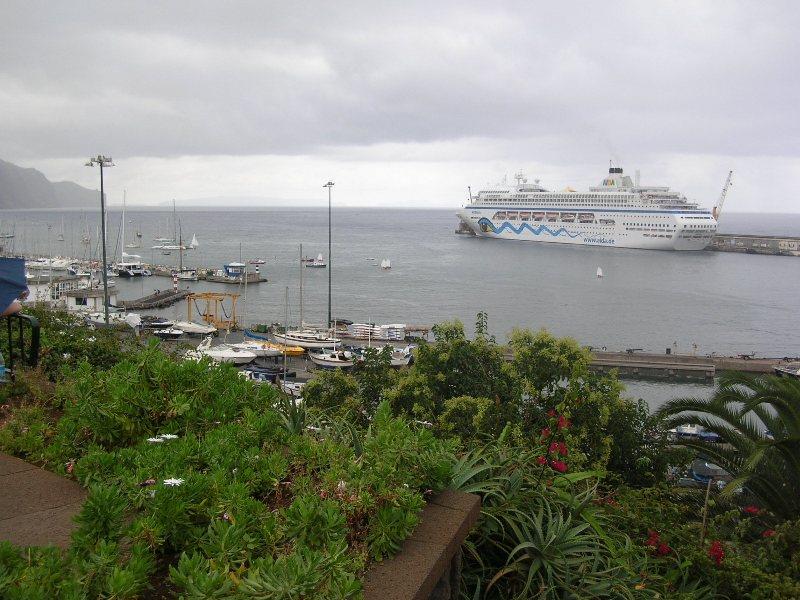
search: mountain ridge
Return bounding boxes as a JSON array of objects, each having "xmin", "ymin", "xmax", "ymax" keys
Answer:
[{"xmin": 0, "ymin": 158, "xmax": 98, "ymax": 208}]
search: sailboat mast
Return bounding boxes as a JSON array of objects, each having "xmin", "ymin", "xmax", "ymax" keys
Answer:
[
  {"xmin": 120, "ymin": 191, "xmax": 126, "ymax": 258},
  {"xmin": 178, "ymin": 221, "xmax": 183, "ymax": 271},
  {"xmin": 299, "ymin": 243, "xmax": 303, "ymax": 328},
  {"xmin": 283, "ymin": 286, "xmax": 289, "ymax": 380}
]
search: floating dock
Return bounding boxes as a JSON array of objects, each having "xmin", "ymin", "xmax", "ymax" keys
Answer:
[
  {"xmin": 119, "ymin": 289, "xmax": 191, "ymax": 310},
  {"xmin": 149, "ymin": 266, "xmax": 266, "ymax": 284}
]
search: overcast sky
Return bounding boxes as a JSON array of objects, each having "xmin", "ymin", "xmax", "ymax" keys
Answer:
[{"xmin": 2, "ymin": 1, "xmax": 798, "ymax": 210}]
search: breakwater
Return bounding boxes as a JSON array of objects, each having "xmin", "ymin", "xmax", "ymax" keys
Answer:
[
  {"xmin": 707, "ymin": 234, "xmax": 800, "ymax": 256},
  {"xmin": 588, "ymin": 351, "xmax": 789, "ymax": 380}
]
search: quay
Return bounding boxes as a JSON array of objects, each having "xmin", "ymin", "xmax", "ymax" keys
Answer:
[
  {"xmin": 119, "ymin": 289, "xmax": 191, "ymax": 310},
  {"xmin": 708, "ymin": 234, "xmax": 800, "ymax": 256},
  {"xmin": 588, "ymin": 351, "xmax": 790, "ymax": 381},
  {"xmin": 498, "ymin": 349, "xmax": 794, "ymax": 381}
]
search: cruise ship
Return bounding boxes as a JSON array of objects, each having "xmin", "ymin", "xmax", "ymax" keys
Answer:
[{"xmin": 457, "ymin": 166, "xmax": 723, "ymax": 250}]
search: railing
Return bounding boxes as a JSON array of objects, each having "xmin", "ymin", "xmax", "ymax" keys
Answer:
[{"xmin": 2, "ymin": 314, "xmax": 40, "ymax": 382}]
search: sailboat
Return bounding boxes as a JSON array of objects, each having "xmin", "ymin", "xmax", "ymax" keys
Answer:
[
  {"xmin": 380, "ymin": 258, "xmax": 391, "ymax": 270},
  {"xmin": 305, "ymin": 253, "xmax": 326, "ymax": 268},
  {"xmin": 57, "ymin": 217, "xmax": 65, "ymax": 242},
  {"xmin": 115, "ymin": 198, "xmax": 149, "ymax": 277},
  {"xmin": 596, "ymin": 267, "xmax": 603, "ymax": 278}
]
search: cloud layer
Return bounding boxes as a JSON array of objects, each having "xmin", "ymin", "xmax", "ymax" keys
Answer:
[{"xmin": 2, "ymin": 1, "xmax": 798, "ymax": 209}]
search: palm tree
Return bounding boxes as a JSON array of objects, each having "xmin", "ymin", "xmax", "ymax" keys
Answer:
[{"xmin": 657, "ymin": 372, "xmax": 800, "ymax": 519}]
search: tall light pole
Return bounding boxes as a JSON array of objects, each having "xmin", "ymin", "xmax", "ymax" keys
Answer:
[
  {"xmin": 323, "ymin": 181, "xmax": 334, "ymax": 329},
  {"xmin": 85, "ymin": 155, "xmax": 114, "ymax": 324}
]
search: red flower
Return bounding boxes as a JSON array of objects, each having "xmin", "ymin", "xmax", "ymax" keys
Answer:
[
  {"xmin": 535, "ymin": 455, "xmax": 547, "ymax": 466},
  {"xmin": 558, "ymin": 441, "xmax": 568, "ymax": 456},
  {"xmin": 708, "ymin": 540, "xmax": 725, "ymax": 566},
  {"xmin": 762, "ymin": 529, "xmax": 776, "ymax": 538},
  {"xmin": 645, "ymin": 530, "xmax": 660, "ymax": 547},
  {"xmin": 550, "ymin": 459, "xmax": 568, "ymax": 473},
  {"xmin": 557, "ymin": 415, "xmax": 571, "ymax": 430},
  {"xmin": 549, "ymin": 441, "xmax": 560, "ymax": 454},
  {"xmin": 743, "ymin": 505, "xmax": 760, "ymax": 515},
  {"xmin": 546, "ymin": 409, "xmax": 557, "ymax": 418},
  {"xmin": 656, "ymin": 542, "xmax": 672, "ymax": 556},
  {"xmin": 540, "ymin": 427, "xmax": 551, "ymax": 440}
]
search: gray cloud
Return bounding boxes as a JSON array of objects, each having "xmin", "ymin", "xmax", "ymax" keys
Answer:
[{"xmin": 2, "ymin": 0, "xmax": 798, "ymax": 163}]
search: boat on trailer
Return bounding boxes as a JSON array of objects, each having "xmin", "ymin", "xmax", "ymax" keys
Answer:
[
  {"xmin": 271, "ymin": 329, "xmax": 340, "ymax": 349},
  {"xmin": 309, "ymin": 349, "xmax": 356, "ymax": 368}
]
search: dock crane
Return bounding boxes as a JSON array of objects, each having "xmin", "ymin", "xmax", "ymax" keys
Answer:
[{"xmin": 712, "ymin": 170, "xmax": 733, "ymax": 220}]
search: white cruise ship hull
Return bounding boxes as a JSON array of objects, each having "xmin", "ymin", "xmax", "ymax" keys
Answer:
[{"xmin": 457, "ymin": 208, "xmax": 715, "ymax": 251}]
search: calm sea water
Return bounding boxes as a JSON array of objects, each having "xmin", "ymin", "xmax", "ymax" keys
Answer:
[{"xmin": 5, "ymin": 207, "xmax": 798, "ymax": 409}]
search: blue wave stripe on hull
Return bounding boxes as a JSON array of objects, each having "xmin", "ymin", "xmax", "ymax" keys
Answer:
[{"xmin": 478, "ymin": 218, "xmax": 582, "ymax": 238}]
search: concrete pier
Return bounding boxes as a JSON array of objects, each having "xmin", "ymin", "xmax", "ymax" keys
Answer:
[
  {"xmin": 708, "ymin": 234, "xmax": 800, "ymax": 256},
  {"xmin": 587, "ymin": 351, "xmax": 789, "ymax": 380}
]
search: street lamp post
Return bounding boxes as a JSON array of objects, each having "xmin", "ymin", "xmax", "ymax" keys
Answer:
[
  {"xmin": 323, "ymin": 181, "xmax": 334, "ymax": 329},
  {"xmin": 85, "ymin": 155, "xmax": 114, "ymax": 324}
]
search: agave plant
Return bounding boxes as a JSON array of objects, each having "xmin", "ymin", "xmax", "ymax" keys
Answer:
[{"xmin": 657, "ymin": 372, "xmax": 800, "ymax": 519}]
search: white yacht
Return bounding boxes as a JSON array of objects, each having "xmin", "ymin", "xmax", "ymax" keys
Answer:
[
  {"xmin": 190, "ymin": 337, "xmax": 256, "ymax": 365},
  {"xmin": 271, "ymin": 329, "xmax": 340, "ymax": 349},
  {"xmin": 457, "ymin": 166, "xmax": 730, "ymax": 251},
  {"xmin": 115, "ymin": 253, "xmax": 148, "ymax": 277},
  {"xmin": 309, "ymin": 349, "xmax": 356, "ymax": 369}
]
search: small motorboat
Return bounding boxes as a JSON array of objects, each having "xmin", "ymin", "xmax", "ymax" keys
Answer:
[
  {"xmin": 380, "ymin": 258, "xmax": 391, "ymax": 270},
  {"xmin": 174, "ymin": 321, "xmax": 218, "ymax": 336},
  {"xmin": 85, "ymin": 312, "xmax": 141, "ymax": 329},
  {"xmin": 249, "ymin": 258, "xmax": 266, "ymax": 265},
  {"xmin": 141, "ymin": 316, "xmax": 174, "ymax": 329},
  {"xmin": 241, "ymin": 367, "xmax": 297, "ymax": 383},
  {"xmin": 153, "ymin": 328, "xmax": 183, "ymax": 340},
  {"xmin": 309, "ymin": 349, "xmax": 356, "ymax": 369},
  {"xmin": 176, "ymin": 268, "xmax": 198, "ymax": 281},
  {"xmin": 193, "ymin": 337, "xmax": 255, "ymax": 365}
]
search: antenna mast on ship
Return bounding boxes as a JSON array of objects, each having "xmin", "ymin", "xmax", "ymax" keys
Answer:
[{"xmin": 712, "ymin": 171, "xmax": 734, "ymax": 220}]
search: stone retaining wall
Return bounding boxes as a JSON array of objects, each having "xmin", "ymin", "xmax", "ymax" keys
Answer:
[{"xmin": 363, "ymin": 489, "xmax": 481, "ymax": 600}]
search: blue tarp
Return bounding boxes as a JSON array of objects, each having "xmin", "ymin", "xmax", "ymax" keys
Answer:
[{"xmin": 0, "ymin": 258, "xmax": 27, "ymax": 314}]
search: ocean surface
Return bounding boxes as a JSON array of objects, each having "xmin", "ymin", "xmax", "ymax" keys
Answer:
[{"xmin": 4, "ymin": 207, "xmax": 798, "ymax": 409}]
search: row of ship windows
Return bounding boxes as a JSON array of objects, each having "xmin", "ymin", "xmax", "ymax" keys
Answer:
[{"xmin": 491, "ymin": 211, "xmax": 614, "ymax": 224}]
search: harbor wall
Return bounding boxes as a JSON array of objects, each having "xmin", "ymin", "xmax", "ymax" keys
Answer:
[{"xmin": 708, "ymin": 234, "xmax": 799, "ymax": 256}]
